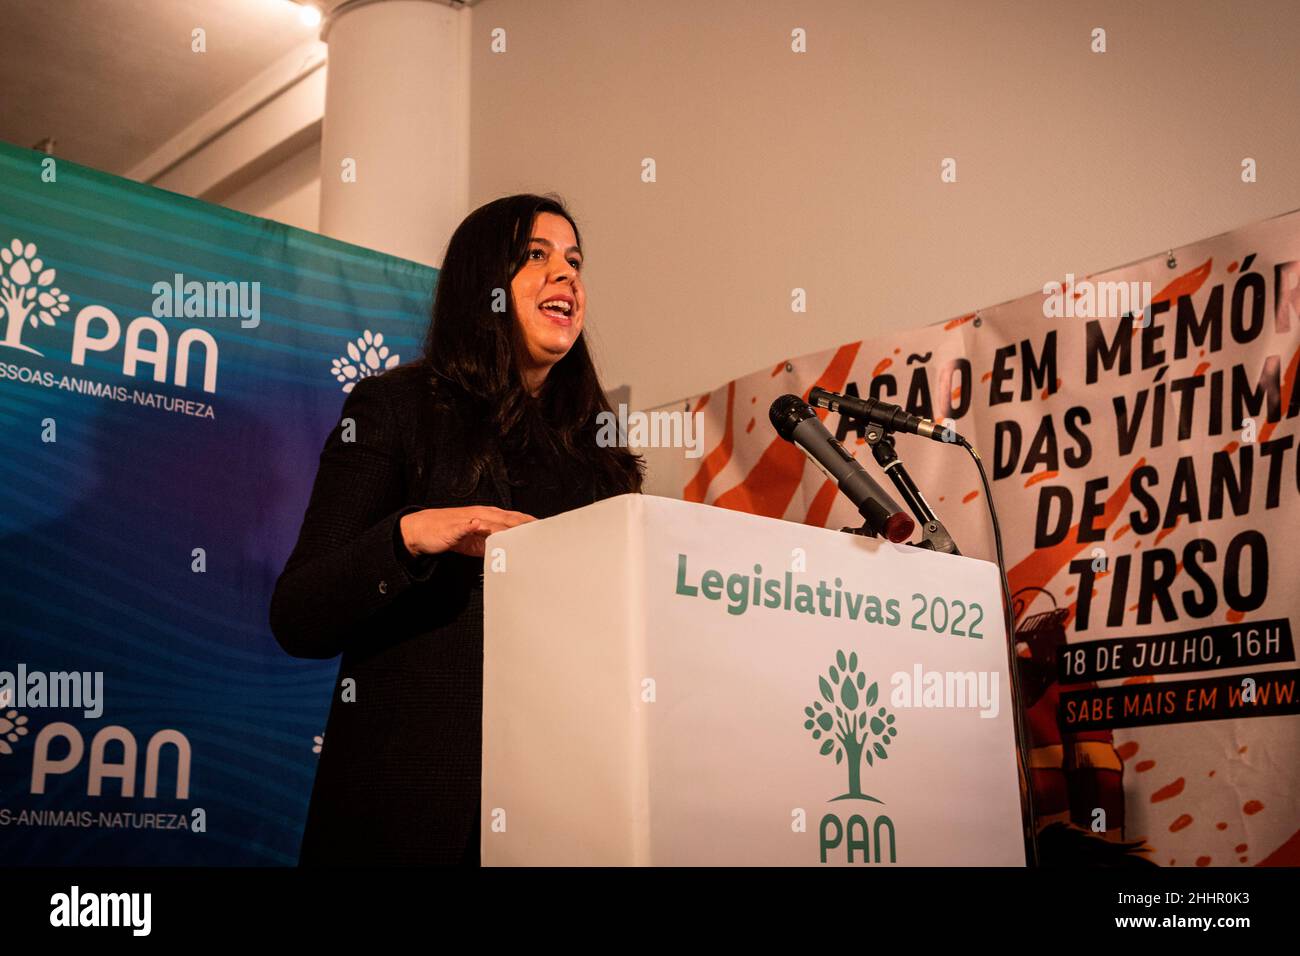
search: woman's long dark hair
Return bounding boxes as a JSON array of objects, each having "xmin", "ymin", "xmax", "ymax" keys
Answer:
[{"xmin": 421, "ymin": 193, "xmax": 644, "ymax": 499}]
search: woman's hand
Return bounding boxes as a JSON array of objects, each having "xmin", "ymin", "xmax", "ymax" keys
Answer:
[{"xmin": 399, "ymin": 506, "xmax": 538, "ymax": 559}]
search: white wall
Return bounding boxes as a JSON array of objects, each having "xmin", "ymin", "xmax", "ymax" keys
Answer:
[
  {"xmin": 215, "ymin": 139, "xmax": 322, "ymax": 232},
  {"xmin": 127, "ymin": 39, "xmax": 326, "ymax": 232},
  {"xmin": 468, "ymin": 0, "xmax": 1300, "ymax": 410}
]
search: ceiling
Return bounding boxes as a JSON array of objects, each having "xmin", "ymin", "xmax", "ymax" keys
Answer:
[{"xmin": 0, "ymin": 0, "xmax": 326, "ymax": 175}]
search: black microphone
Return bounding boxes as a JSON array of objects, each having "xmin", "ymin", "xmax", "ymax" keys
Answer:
[
  {"xmin": 808, "ymin": 386, "xmax": 958, "ymax": 443},
  {"xmin": 769, "ymin": 395, "xmax": 916, "ymax": 543}
]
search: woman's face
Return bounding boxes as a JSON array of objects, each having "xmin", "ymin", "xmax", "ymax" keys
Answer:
[{"xmin": 511, "ymin": 212, "xmax": 585, "ymax": 390}]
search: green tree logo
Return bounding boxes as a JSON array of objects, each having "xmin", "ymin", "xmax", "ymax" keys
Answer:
[{"xmin": 803, "ymin": 650, "xmax": 899, "ymax": 802}]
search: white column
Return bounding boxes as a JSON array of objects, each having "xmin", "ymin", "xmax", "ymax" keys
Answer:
[{"xmin": 318, "ymin": 0, "xmax": 471, "ymax": 266}]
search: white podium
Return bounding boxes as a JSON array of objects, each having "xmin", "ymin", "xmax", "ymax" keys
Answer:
[{"xmin": 482, "ymin": 494, "xmax": 1025, "ymax": 866}]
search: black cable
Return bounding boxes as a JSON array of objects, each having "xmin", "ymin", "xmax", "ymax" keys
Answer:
[{"xmin": 959, "ymin": 434, "xmax": 1041, "ymax": 867}]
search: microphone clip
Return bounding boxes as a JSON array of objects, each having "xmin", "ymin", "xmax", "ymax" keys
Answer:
[{"xmin": 837, "ymin": 411, "xmax": 962, "ymax": 555}]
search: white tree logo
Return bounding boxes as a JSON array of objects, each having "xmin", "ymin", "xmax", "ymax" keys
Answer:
[
  {"xmin": 1, "ymin": 238, "xmax": 71, "ymax": 354},
  {"xmin": 0, "ymin": 709, "xmax": 29, "ymax": 756},
  {"xmin": 330, "ymin": 329, "xmax": 399, "ymax": 392}
]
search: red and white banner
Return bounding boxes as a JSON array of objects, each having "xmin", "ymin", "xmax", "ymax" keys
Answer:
[{"xmin": 642, "ymin": 210, "xmax": 1300, "ymax": 866}]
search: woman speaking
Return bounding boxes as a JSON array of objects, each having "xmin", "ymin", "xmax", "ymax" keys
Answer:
[{"xmin": 270, "ymin": 194, "xmax": 644, "ymax": 865}]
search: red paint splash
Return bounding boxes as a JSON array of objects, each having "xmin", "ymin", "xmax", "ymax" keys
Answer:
[
  {"xmin": 712, "ymin": 343, "xmax": 861, "ymax": 518},
  {"xmin": 1135, "ymin": 759, "xmax": 1155, "ymax": 772},
  {"xmin": 962, "ymin": 490, "xmax": 979, "ymax": 503},
  {"xmin": 683, "ymin": 381, "xmax": 736, "ymax": 503},
  {"xmin": 1151, "ymin": 778, "xmax": 1185, "ymax": 803},
  {"xmin": 1153, "ymin": 258, "xmax": 1214, "ymax": 306},
  {"xmin": 1116, "ymin": 741, "xmax": 1139, "ymax": 760},
  {"xmin": 1169, "ymin": 814, "xmax": 1193, "ymax": 832},
  {"xmin": 804, "ymin": 478, "xmax": 839, "ymax": 528},
  {"xmin": 1258, "ymin": 827, "xmax": 1300, "ymax": 866},
  {"xmin": 872, "ymin": 358, "xmax": 892, "ymax": 377},
  {"xmin": 1024, "ymin": 470, "xmax": 1058, "ymax": 488},
  {"xmin": 1244, "ymin": 800, "xmax": 1264, "ymax": 815},
  {"xmin": 944, "ymin": 313, "xmax": 977, "ymax": 331}
]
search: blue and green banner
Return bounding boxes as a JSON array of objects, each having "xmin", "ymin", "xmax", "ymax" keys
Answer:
[{"xmin": 0, "ymin": 140, "xmax": 436, "ymax": 864}]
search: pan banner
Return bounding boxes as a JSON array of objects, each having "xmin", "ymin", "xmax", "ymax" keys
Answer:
[
  {"xmin": 0, "ymin": 141, "xmax": 435, "ymax": 864},
  {"xmin": 642, "ymin": 209, "xmax": 1300, "ymax": 867}
]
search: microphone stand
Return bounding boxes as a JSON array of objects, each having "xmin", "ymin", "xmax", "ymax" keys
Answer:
[
  {"xmin": 829, "ymin": 405, "xmax": 1041, "ymax": 866},
  {"xmin": 839, "ymin": 419, "xmax": 960, "ymax": 555}
]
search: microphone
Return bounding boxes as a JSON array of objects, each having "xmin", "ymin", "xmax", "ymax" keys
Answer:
[
  {"xmin": 769, "ymin": 395, "xmax": 915, "ymax": 543},
  {"xmin": 808, "ymin": 386, "xmax": 957, "ymax": 443}
]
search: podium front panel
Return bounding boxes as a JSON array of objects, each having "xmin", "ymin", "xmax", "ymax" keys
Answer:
[{"xmin": 484, "ymin": 494, "xmax": 1025, "ymax": 866}]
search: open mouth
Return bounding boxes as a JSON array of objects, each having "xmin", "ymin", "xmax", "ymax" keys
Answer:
[{"xmin": 538, "ymin": 298, "xmax": 573, "ymax": 321}]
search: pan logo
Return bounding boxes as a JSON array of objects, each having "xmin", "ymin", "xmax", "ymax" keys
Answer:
[
  {"xmin": 804, "ymin": 649, "xmax": 899, "ymax": 863},
  {"xmin": 0, "ymin": 238, "xmax": 71, "ymax": 356},
  {"xmin": 30, "ymin": 723, "xmax": 191, "ymax": 798},
  {"xmin": 0, "ymin": 708, "xmax": 30, "ymax": 755},
  {"xmin": 330, "ymin": 329, "xmax": 400, "ymax": 392},
  {"xmin": 0, "ymin": 236, "xmax": 221, "ymax": 393}
]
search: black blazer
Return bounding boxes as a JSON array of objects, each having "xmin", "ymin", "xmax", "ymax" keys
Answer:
[{"xmin": 270, "ymin": 363, "xmax": 602, "ymax": 865}]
